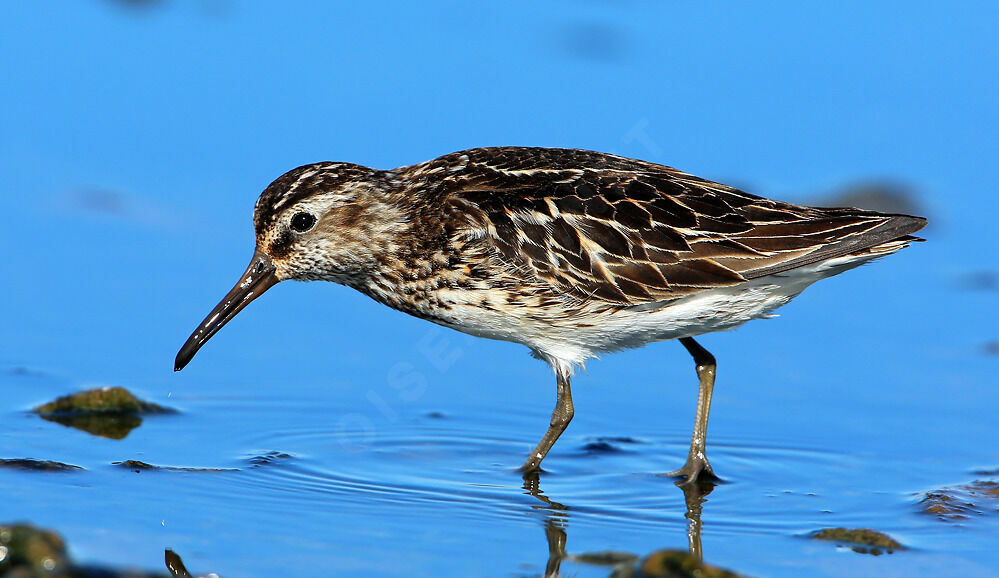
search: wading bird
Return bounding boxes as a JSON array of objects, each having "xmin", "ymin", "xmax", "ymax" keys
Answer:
[{"xmin": 175, "ymin": 147, "xmax": 926, "ymax": 483}]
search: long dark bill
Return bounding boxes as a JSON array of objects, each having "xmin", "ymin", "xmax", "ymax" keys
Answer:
[{"xmin": 174, "ymin": 248, "xmax": 279, "ymax": 371}]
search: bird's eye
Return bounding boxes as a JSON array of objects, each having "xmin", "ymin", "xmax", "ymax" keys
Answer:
[{"xmin": 290, "ymin": 212, "xmax": 317, "ymax": 232}]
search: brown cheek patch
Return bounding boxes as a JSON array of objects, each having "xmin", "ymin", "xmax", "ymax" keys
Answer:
[
  {"xmin": 268, "ymin": 230, "xmax": 294, "ymax": 259},
  {"xmin": 328, "ymin": 203, "xmax": 365, "ymax": 228}
]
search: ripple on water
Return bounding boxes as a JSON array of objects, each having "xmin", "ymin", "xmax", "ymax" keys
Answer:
[{"xmin": 205, "ymin": 405, "xmax": 903, "ymax": 542}]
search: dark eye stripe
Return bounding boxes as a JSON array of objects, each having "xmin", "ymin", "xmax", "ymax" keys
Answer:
[{"xmin": 291, "ymin": 212, "xmax": 317, "ymax": 232}]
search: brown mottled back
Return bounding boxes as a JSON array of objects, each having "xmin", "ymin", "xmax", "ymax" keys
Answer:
[{"xmin": 411, "ymin": 147, "xmax": 925, "ymax": 305}]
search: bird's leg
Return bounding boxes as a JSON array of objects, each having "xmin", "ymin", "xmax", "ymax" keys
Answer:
[
  {"xmin": 668, "ymin": 337, "xmax": 720, "ymax": 485},
  {"xmin": 521, "ymin": 369, "xmax": 574, "ymax": 473}
]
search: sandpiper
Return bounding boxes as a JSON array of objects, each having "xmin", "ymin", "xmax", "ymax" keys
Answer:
[{"xmin": 175, "ymin": 147, "xmax": 926, "ymax": 483}]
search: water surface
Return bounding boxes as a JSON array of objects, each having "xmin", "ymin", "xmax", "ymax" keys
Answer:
[{"xmin": 3, "ymin": 2, "xmax": 998, "ymax": 576}]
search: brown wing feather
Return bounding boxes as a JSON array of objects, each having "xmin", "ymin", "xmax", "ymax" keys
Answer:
[{"xmin": 432, "ymin": 147, "xmax": 926, "ymax": 305}]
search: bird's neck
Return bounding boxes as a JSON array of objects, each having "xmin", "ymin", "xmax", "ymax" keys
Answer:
[{"xmin": 349, "ymin": 189, "xmax": 466, "ymax": 319}]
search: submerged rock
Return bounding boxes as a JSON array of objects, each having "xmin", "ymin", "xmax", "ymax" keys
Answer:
[
  {"xmin": 570, "ymin": 547, "xmax": 740, "ymax": 578},
  {"xmin": 33, "ymin": 386, "xmax": 174, "ymax": 440},
  {"xmin": 636, "ymin": 549, "xmax": 740, "ymax": 577},
  {"xmin": 813, "ymin": 182, "xmax": 924, "ymax": 217},
  {"xmin": 115, "ymin": 460, "xmax": 159, "ymax": 471},
  {"xmin": 112, "ymin": 460, "xmax": 235, "ymax": 473},
  {"xmin": 810, "ymin": 527, "xmax": 903, "ymax": 555},
  {"xmin": 957, "ymin": 270, "xmax": 999, "ymax": 292},
  {"xmin": 34, "ymin": 386, "xmax": 172, "ymax": 415},
  {"xmin": 580, "ymin": 440, "xmax": 625, "ymax": 454},
  {"xmin": 0, "ymin": 522, "xmax": 169, "ymax": 577},
  {"xmin": 0, "ymin": 523, "xmax": 69, "ymax": 576},
  {"xmin": 245, "ymin": 451, "xmax": 293, "ymax": 467},
  {"xmin": 0, "ymin": 459, "xmax": 83, "ymax": 472},
  {"xmin": 920, "ymin": 480, "xmax": 999, "ymax": 521},
  {"xmin": 580, "ymin": 436, "xmax": 644, "ymax": 455}
]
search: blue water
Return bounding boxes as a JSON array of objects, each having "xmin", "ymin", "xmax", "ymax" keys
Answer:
[{"xmin": 3, "ymin": 2, "xmax": 998, "ymax": 576}]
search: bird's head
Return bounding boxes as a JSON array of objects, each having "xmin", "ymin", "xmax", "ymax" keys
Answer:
[{"xmin": 174, "ymin": 162, "xmax": 407, "ymax": 371}]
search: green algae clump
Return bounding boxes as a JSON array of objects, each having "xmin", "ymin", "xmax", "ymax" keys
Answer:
[
  {"xmin": 920, "ymin": 480, "xmax": 999, "ymax": 521},
  {"xmin": 32, "ymin": 386, "xmax": 174, "ymax": 440},
  {"xmin": 639, "ymin": 549, "xmax": 741, "ymax": 577},
  {"xmin": 811, "ymin": 527, "xmax": 903, "ymax": 555},
  {"xmin": 34, "ymin": 386, "xmax": 171, "ymax": 415}
]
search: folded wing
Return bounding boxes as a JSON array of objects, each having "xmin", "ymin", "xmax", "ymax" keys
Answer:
[{"xmin": 440, "ymin": 148, "xmax": 926, "ymax": 305}]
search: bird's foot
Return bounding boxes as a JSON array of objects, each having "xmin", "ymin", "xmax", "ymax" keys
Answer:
[{"xmin": 666, "ymin": 454, "xmax": 719, "ymax": 486}]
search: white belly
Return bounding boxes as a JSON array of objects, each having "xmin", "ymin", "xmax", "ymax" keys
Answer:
[{"xmin": 420, "ymin": 251, "xmax": 882, "ymax": 373}]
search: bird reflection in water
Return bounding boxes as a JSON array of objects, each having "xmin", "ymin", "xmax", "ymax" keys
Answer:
[
  {"xmin": 160, "ymin": 475, "xmax": 722, "ymax": 577},
  {"xmin": 522, "ymin": 471, "xmax": 719, "ymax": 577}
]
